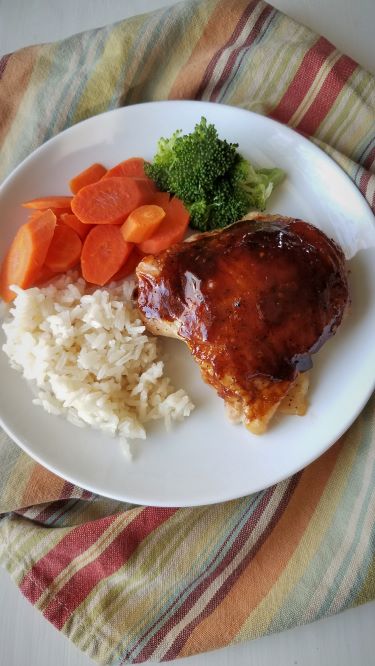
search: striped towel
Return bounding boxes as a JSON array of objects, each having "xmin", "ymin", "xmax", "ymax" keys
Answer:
[{"xmin": 0, "ymin": 0, "xmax": 374, "ymax": 663}]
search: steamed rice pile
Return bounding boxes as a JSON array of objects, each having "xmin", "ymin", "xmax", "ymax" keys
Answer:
[{"xmin": 1, "ymin": 272, "xmax": 194, "ymax": 451}]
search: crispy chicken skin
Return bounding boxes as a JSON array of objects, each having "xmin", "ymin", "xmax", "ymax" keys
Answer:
[{"xmin": 136, "ymin": 214, "xmax": 349, "ymax": 433}]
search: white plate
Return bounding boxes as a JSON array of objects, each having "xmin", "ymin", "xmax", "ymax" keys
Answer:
[{"xmin": 1, "ymin": 101, "xmax": 375, "ymax": 507}]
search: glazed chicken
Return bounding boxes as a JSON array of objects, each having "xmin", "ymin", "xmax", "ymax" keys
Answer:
[{"xmin": 136, "ymin": 214, "xmax": 349, "ymax": 434}]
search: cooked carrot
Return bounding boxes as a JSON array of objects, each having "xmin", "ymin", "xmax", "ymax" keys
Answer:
[
  {"xmin": 102, "ymin": 159, "xmax": 157, "ymax": 194},
  {"xmin": 60, "ymin": 212, "xmax": 93, "ymax": 240},
  {"xmin": 138, "ymin": 197, "xmax": 190, "ymax": 255},
  {"xmin": 110, "ymin": 248, "xmax": 144, "ymax": 282},
  {"xmin": 22, "ymin": 196, "xmax": 73, "ymax": 210},
  {"xmin": 151, "ymin": 191, "xmax": 170, "ymax": 209},
  {"xmin": 44, "ymin": 224, "xmax": 82, "ymax": 272},
  {"xmin": 27, "ymin": 209, "xmax": 45, "ymax": 222},
  {"xmin": 34, "ymin": 264, "xmax": 58, "ymax": 286},
  {"xmin": 81, "ymin": 225, "xmax": 133, "ymax": 286},
  {"xmin": 71, "ymin": 177, "xmax": 154, "ymax": 225},
  {"xmin": 135, "ymin": 176, "xmax": 158, "ymax": 196},
  {"xmin": 0, "ymin": 209, "xmax": 56, "ymax": 302},
  {"xmin": 50, "ymin": 207, "xmax": 73, "ymax": 217},
  {"xmin": 69, "ymin": 163, "xmax": 107, "ymax": 194},
  {"xmin": 121, "ymin": 205, "xmax": 166, "ymax": 243},
  {"xmin": 103, "ymin": 157, "xmax": 147, "ymax": 180}
]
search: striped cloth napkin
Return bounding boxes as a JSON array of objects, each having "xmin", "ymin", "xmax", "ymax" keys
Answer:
[{"xmin": 0, "ymin": 0, "xmax": 374, "ymax": 663}]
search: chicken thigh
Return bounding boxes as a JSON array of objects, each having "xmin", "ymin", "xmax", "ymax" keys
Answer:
[{"xmin": 136, "ymin": 214, "xmax": 349, "ymax": 433}]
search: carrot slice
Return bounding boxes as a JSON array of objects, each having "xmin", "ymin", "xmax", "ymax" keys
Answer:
[
  {"xmin": 60, "ymin": 212, "xmax": 93, "ymax": 240},
  {"xmin": 151, "ymin": 191, "xmax": 170, "ymax": 209},
  {"xmin": 136, "ymin": 177, "xmax": 158, "ymax": 196},
  {"xmin": 34, "ymin": 264, "xmax": 59, "ymax": 286},
  {"xmin": 121, "ymin": 205, "xmax": 166, "ymax": 243},
  {"xmin": 110, "ymin": 248, "xmax": 144, "ymax": 282},
  {"xmin": 71, "ymin": 177, "xmax": 155, "ymax": 225},
  {"xmin": 69, "ymin": 163, "xmax": 107, "ymax": 194},
  {"xmin": 81, "ymin": 225, "xmax": 133, "ymax": 285},
  {"xmin": 102, "ymin": 159, "xmax": 157, "ymax": 193},
  {"xmin": 103, "ymin": 158, "xmax": 147, "ymax": 180},
  {"xmin": 44, "ymin": 224, "xmax": 82, "ymax": 272},
  {"xmin": 22, "ymin": 196, "xmax": 73, "ymax": 210},
  {"xmin": 27, "ymin": 209, "xmax": 46, "ymax": 223},
  {"xmin": 138, "ymin": 197, "xmax": 190, "ymax": 255},
  {"xmin": 0, "ymin": 209, "xmax": 56, "ymax": 302}
]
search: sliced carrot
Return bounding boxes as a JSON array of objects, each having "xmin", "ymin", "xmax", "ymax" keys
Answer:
[
  {"xmin": 136, "ymin": 177, "xmax": 158, "ymax": 196},
  {"xmin": 69, "ymin": 163, "xmax": 107, "ymax": 195},
  {"xmin": 102, "ymin": 159, "xmax": 157, "ymax": 194},
  {"xmin": 81, "ymin": 225, "xmax": 134, "ymax": 286},
  {"xmin": 151, "ymin": 191, "xmax": 170, "ymax": 209},
  {"xmin": 44, "ymin": 224, "xmax": 82, "ymax": 272},
  {"xmin": 60, "ymin": 212, "xmax": 93, "ymax": 240},
  {"xmin": 138, "ymin": 197, "xmax": 190, "ymax": 255},
  {"xmin": 71, "ymin": 177, "xmax": 154, "ymax": 225},
  {"xmin": 103, "ymin": 158, "xmax": 147, "ymax": 180},
  {"xmin": 121, "ymin": 205, "xmax": 166, "ymax": 243},
  {"xmin": 110, "ymin": 248, "xmax": 144, "ymax": 282},
  {"xmin": 51, "ymin": 207, "xmax": 72, "ymax": 217},
  {"xmin": 0, "ymin": 209, "xmax": 56, "ymax": 302},
  {"xmin": 34, "ymin": 264, "xmax": 59, "ymax": 286},
  {"xmin": 27, "ymin": 209, "xmax": 45, "ymax": 222},
  {"xmin": 22, "ymin": 196, "xmax": 73, "ymax": 210}
]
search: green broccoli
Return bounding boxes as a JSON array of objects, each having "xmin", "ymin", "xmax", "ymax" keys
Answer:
[{"xmin": 144, "ymin": 117, "xmax": 285, "ymax": 231}]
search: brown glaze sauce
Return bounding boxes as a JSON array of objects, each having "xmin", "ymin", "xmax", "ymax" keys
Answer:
[{"xmin": 137, "ymin": 218, "xmax": 349, "ymax": 392}]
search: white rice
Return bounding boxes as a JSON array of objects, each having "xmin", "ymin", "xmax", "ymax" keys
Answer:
[{"xmin": 1, "ymin": 272, "xmax": 194, "ymax": 453}]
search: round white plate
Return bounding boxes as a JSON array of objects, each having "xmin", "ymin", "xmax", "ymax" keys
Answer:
[{"xmin": 1, "ymin": 101, "xmax": 374, "ymax": 507}]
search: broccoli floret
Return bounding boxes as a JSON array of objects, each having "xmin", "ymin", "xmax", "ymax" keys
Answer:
[
  {"xmin": 234, "ymin": 159, "xmax": 285, "ymax": 213},
  {"xmin": 145, "ymin": 117, "xmax": 284, "ymax": 231}
]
